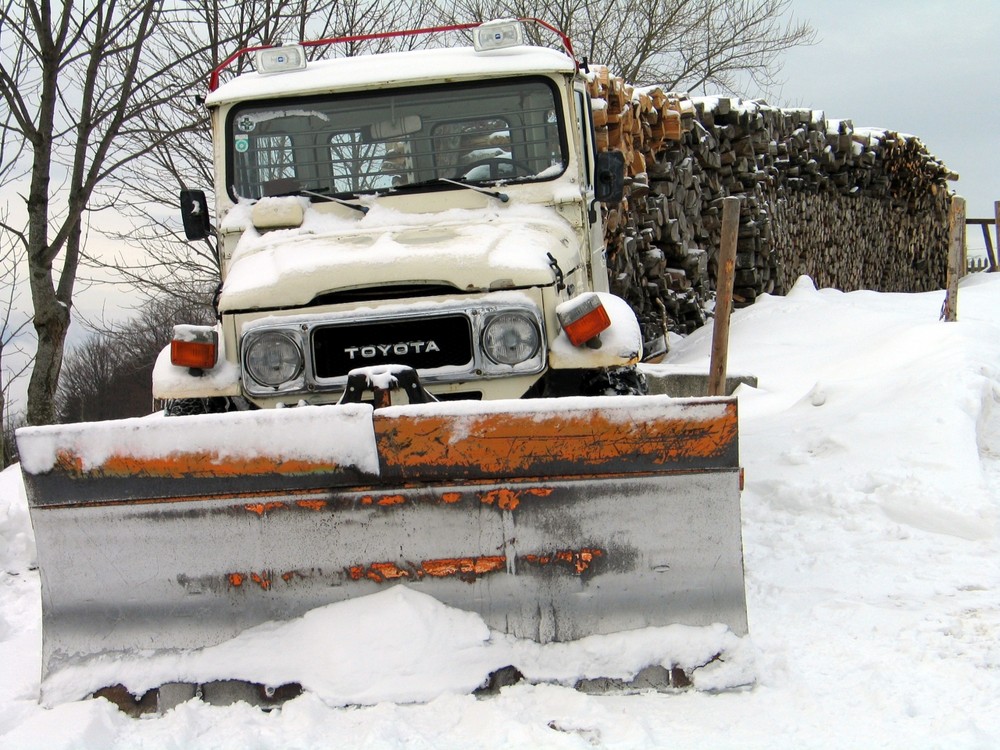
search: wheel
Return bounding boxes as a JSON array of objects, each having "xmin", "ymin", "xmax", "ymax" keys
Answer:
[
  {"xmin": 164, "ymin": 397, "xmax": 243, "ymax": 416},
  {"xmin": 528, "ymin": 366, "xmax": 649, "ymax": 398},
  {"xmin": 459, "ymin": 157, "xmax": 534, "ymax": 180},
  {"xmin": 580, "ymin": 366, "xmax": 649, "ymax": 396}
]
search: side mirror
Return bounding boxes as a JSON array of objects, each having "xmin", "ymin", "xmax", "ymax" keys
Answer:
[
  {"xmin": 594, "ymin": 151, "xmax": 626, "ymax": 204},
  {"xmin": 180, "ymin": 189, "xmax": 211, "ymax": 241}
]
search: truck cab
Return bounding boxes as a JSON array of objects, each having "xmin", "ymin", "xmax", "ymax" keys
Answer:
[{"xmin": 158, "ymin": 19, "xmax": 639, "ymax": 409}]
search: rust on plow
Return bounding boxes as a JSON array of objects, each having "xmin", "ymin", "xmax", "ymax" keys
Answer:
[
  {"xmin": 348, "ymin": 556, "xmax": 503, "ymax": 583},
  {"xmin": 479, "ymin": 486, "xmax": 553, "ymax": 510},
  {"xmin": 523, "ymin": 548, "xmax": 604, "ymax": 574},
  {"xmin": 24, "ymin": 397, "xmax": 737, "ymax": 509},
  {"xmin": 236, "ymin": 496, "xmax": 331, "ymax": 515},
  {"xmin": 43, "ymin": 399, "xmax": 737, "ymax": 487},
  {"xmin": 344, "ymin": 548, "xmax": 605, "ymax": 584},
  {"xmin": 228, "ymin": 572, "xmax": 274, "ymax": 590},
  {"xmin": 375, "ymin": 398, "xmax": 738, "ymax": 481},
  {"xmin": 227, "ymin": 484, "xmax": 560, "ymax": 516},
  {"xmin": 296, "ymin": 499, "xmax": 327, "ymax": 511},
  {"xmin": 359, "ymin": 493, "xmax": 407, "ymax": 506},
  {"xmin": 244, "ymin": 501, "xmax": 289, "ymax": 516},
  {"xmin": 224, "ymin": 548, "xmax": 608, "ymax": 590},
  {"xmin": 53, "ymin": 449, "xmax": 342, "ymax": 480}
]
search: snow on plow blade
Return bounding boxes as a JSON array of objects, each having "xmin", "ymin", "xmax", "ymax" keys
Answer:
[{"xmin": 17, "ymin": 395, "xmax": 747, "ymax": 690}]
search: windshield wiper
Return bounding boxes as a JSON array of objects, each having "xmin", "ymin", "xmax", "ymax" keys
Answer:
[
  {"xmin": 300, "ymin": 189, "xmax": 369, "ymax": 214},
  {"xmin": 388, "ymin": 177, "xmax": 508, "ymax": 204},
  {"xmin": 261, "ymin": 178, "xmax": 369, "ymax": 214},
  {"xmin": 437, "ymin": 178, "xmax": 509, "ymax": 203}
]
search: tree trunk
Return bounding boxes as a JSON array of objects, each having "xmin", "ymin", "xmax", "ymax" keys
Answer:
[
  {"xmin": 0, "ymin": 352, "xmax": 5, "ymax": 469},
  {"xmin": 26, "ymin": 219, "xmax": 79, "ymax": 427},
  {"xmin": 26, "ymin": 286, "xmax": 70, "ymax": 427}
]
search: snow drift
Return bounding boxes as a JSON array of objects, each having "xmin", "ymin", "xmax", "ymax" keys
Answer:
[{"xmin": 2, "ymin": 273, "xmax": 999, "ymax": 749}]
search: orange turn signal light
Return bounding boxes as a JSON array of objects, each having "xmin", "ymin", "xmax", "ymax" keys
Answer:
[
  {"xmin": 558, "ymin": 294, "xmax": 612, "ymax": 346},
  {"xmin": 171, "ymin": 337, "xmax": 217, "ymax": 369}
]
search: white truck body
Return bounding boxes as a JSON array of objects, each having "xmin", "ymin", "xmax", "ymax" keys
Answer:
[{"xmin": 155, "ymin": 38, "xmax": 641, "ymax": 407}]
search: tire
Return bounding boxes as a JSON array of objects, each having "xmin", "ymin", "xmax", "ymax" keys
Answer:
[
  {"xmin": 163, "ymin": 397, "xmax": 243, "ymax": 417},
  {"xmin": 580, "ymin": 366, "xmax": 649, "ymax": 396}
]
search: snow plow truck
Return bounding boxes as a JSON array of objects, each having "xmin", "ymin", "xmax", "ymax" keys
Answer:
[{"xmin": 17, "ymin": 18, "xmax": 748, "ymax": 707}]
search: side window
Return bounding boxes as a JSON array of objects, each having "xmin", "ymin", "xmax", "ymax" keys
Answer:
[{"xmin": 574, "ymin": 90, "xmax": 593, "ymax": 188}]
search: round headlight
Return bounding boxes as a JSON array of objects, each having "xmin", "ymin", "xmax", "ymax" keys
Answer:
[
  {"xmin": 244, "ymin": 331, "xmax": 303, "ymax": 387},
  {"xmin": 482, "ymin": 313, "xmax": 540, "ymax": 365}
]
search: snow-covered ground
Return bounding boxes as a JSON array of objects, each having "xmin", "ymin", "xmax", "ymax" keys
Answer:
[{"xmin": 2, "ymin": 273, "xmax": 999, "ymax": 748}]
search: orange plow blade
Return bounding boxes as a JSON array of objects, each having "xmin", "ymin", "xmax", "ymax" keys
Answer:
[{"xmin": 17, "ymin": 395, "xmax": 747, "ymax": 693}]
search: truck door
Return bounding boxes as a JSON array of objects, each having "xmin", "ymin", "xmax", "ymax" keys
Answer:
[{"xmin": 574, "ymin": 87, "xmax": 609, "ymax": 293}]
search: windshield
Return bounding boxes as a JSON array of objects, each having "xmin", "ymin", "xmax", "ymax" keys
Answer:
[{"xmin": 227, "ymin": 77, "xmax": 567, "ymax": 201}]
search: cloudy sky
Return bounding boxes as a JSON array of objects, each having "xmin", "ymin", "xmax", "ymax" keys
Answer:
[{"xmin": 767, "ymin": 0, "xmax": 999, "ymax": 251}]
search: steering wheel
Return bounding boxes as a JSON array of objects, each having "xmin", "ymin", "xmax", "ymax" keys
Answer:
[{"xmin": 459, "ymin": 157, "xmax": 534, "ymax": 180}]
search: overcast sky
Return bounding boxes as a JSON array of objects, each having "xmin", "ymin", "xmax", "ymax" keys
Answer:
[{"xmin": 764, "ymin": 0, "xmax": 999, "ymax": 251}]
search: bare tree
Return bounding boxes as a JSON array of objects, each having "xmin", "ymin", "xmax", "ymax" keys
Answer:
[
  {"xmin": 0, "ymin": 2, "xmax": 171, "ymax": 425},
  {"xmin": 0, "ymin": 113, "xmax": 31, "ymax": 464},
  {"xmin": 0, "ymin": 232, "xmax": 32, "ymax": 468},
  {"xmin": 445, "ymin": 0, "xmax": 815, "ymax": 89},
  {"xmin": 0, "ymin": 1, "xmax": 342, "ymax": 426},
  {"xmin": 96, "ymin": 0, "xmax": 444, "ymax": 307},
  {"xmin": 86, "ymin": 0, "xmax": 312, "ymax": 305},
  {"xmin": 57, "ymin": 291, "xmax": 215, "ymax": 423}
]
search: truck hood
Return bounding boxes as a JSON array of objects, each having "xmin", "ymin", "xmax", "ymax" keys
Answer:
[{"xmin": 219, "ymin": 203, "xmax": 580, "ymax": 312}]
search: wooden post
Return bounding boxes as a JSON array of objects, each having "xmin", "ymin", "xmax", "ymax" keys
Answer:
[
  {"xmin": 708, "ymin": 196, "xmax": 740, "ymax": 396},
  {"xmin": 982, "ymin": 223, "xmax": 996, "ymax": 272},
  {"xmin": 994, "ymin": 201, "xmax": 1000, "ymax": 272},
  {"xmin": 943, "ymin": 196, "xmax": 965, "ymax": 322}
]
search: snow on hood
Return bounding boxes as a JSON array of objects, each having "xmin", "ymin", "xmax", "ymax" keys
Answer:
[{"xmin": 219, "ymin": 203, "xmax": 577, "ymax": 311}]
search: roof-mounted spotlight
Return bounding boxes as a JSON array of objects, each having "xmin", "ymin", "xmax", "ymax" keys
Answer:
[
  {"xmin": 254, "ymin": 44, "xmax": 307, "ymax": 75},
  {"xmin": 473, "ymin": 19, "xmax": 525, "ymax": 52}
]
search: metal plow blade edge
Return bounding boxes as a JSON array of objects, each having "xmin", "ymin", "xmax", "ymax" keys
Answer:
[{"xmin": 16, "ymin": 395, "xmax": 748, "ymax": 699}]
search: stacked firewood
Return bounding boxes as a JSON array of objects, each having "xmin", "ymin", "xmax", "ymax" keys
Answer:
[{"xmin": 587, "ymin": 65, "xmax": 957, "ymax": 347}]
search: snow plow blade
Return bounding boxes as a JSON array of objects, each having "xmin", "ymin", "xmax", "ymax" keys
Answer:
[{"xmin": 17, "ymin": 395, "xmax": 747, "ymax": 691}]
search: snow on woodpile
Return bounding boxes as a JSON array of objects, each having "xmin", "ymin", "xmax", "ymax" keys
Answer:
[{"xmin": 586, "ymin": 64, "xmax": 957, "ymax": 340}]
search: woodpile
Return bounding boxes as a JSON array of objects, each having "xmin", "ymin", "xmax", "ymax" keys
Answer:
[{"xmin": 587, "ymin": 65, "xmax": 957, "ymax": 350}]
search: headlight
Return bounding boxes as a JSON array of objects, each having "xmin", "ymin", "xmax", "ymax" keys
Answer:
[
  {"xmin": 244, "ymin": 331, "xmax": 303, "ymax": 387},
  {"xmin": 482, "ymin": 313, "xmax": 540, "ymax": 365}
]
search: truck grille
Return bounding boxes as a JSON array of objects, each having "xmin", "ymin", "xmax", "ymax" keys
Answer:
[{"xmin": 312, "ymin": 315, "xmax": 473, "ymax": 379}]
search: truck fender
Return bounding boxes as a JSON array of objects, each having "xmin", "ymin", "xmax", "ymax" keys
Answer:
[
  {"xmin": 152, "ymin": 335, "xmax": 242, "ymax": 399},
  {"xmin": 548, "ymin": 292, "xmax": 642, "ymax": 369}
]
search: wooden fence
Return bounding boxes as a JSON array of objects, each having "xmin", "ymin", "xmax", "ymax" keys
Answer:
[{"xmin": 966, "ymin": 203, "xmax": 998, "ymax": 272}]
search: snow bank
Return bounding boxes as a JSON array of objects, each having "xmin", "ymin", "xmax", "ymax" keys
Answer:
[
  {"xmin": 3, "ymin": 273, "xmax": 1000, "ymax": 748},
  {"xmin": 41, "ymin": 587, "xmax": 751, "ymax": 707}
]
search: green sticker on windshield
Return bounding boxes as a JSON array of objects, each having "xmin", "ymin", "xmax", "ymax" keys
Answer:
[{"xmin": 234, "ymin": 134, "xmax": 249, "ymax": 153}]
